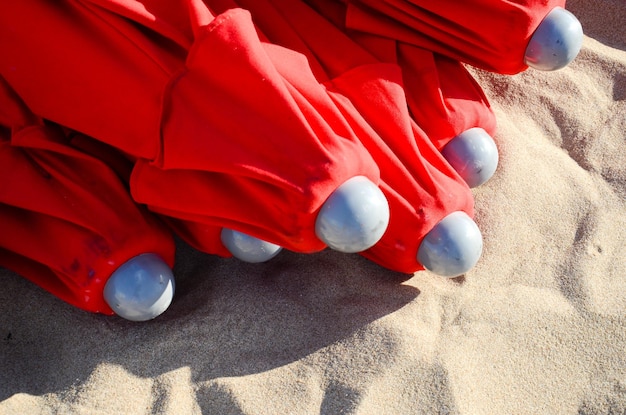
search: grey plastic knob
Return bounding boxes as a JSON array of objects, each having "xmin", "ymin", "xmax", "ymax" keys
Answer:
[
  {"xmin": 525, "ymin": 7, "xmax": 583, "ymax": 71},
  {"xmin": 417, "ymin": 211, "xmax": 483, "ymax": 278},
  {"xmin": 315, "ymin": 176, "xmax": 389, "ymax": 253},
  {"xmin": 221, "ymin": 228, "xmax": 282, "ymax": 263},
  {"xmin": 103, "ymin": 253, "xmax": 175, "ymax": 321},
  {"xmin": 441, "ymin": 127, "xmax": 499, "ymax": 188}
]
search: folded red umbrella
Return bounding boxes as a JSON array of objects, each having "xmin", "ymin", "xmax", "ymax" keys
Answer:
[
  {"xmin": 0, "ymin": 77, "xmax": 175, "ymax": 317},
  {"xmin": 208, "ymin": 0, "xmax": 480, "ymax": 274},
  {"xmin": 340, "ymin": 0, "xmax": 583, "ymax": 74},
  {"xmin": 304, "ymin": 0, "xmax": 496, "ymax": 146},
  {"xmin": 0, "ymin": 0, "xmax": 388, "ymax": 256},
  {"xmin": 303, "ymin": 0, "xmax": 499, "ymax": 188}
]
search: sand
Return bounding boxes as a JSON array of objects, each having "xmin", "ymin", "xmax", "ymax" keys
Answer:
[{"xmin": 1, "ymin": 0, "xmax": 625, "ymax": 413}]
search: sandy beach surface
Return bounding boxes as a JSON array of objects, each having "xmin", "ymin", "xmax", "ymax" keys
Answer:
[{"xmin": 1, "ymin": 0, "xmax": 625, "ymax": 413}]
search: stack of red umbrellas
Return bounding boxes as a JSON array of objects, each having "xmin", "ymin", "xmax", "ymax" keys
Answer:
[{"xmin": 0, "ymin": 0, "xmax": 582, "ymax": 319}]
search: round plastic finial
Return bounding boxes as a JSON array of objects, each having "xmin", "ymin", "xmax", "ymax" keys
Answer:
[
  {"xmin": 417, "ymin": 211, "xmax": 483, "ymax": 278},
  {"xmin": 221, "ymin": 228, "xmax": 282, "ymax": 263},
  {"xmin": 441, "ymin": 127, "xmax": 499, "ymax": 188},
  {"xmin": 525, "ymin": 7, "xmax": 583, "ymax": 71},
  {"xmin": 315, "ymin": 176, "xmax": 389, "ymax": 253},
  {"xmin": 103, "ymin": 253, "xmax": 175, "ymax": 321}
]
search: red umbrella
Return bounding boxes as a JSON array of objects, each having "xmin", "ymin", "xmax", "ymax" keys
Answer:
[
  {"xmin": 304, "ymin": 0, "xmax": 499, "ymax": 188},
  {"xmin": 0, "ymin": 77, "xmax": 176, "ymax": 319},
  {"xmin": 0, "ymin": 0, "xmax": 391, "ymax": 260},
  {"xmin": 340, "ymin": 0, "xmax": 583, "ymax": 74},
  {"xmin": 209, "ymin": 0, "xmax": 483, "ymax": 275}
]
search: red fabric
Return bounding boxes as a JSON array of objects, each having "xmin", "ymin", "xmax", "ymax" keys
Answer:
[
  {"xmin": 342, "ymin": 0, "xmax": 567, "ymax": 74},
  {"xmin": 207, "ymin": 0, "xmax": 475, "ymax": 272},
  {"xmin": 0, "ymin": 79, "xmax": 175, "ymax": 314},
  {"xmin": 304, "ymin": 0, "xmax": 497, "ymax": 150}
]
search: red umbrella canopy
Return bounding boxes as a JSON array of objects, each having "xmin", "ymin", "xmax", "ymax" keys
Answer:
[
  {"xmin": 0, "ymin": 1, "xmax": 385, "ymax": 255},
  {"xmin": 0, "ymin": 77, "xmax": 175, "ymax": 314},
  {"xmin": 207, "ymin": 0, "xmax": 476, "ymax": 273},
  {"xmin": 340, "ymin": 0, "xmax": 580, "ymax": 74}
]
